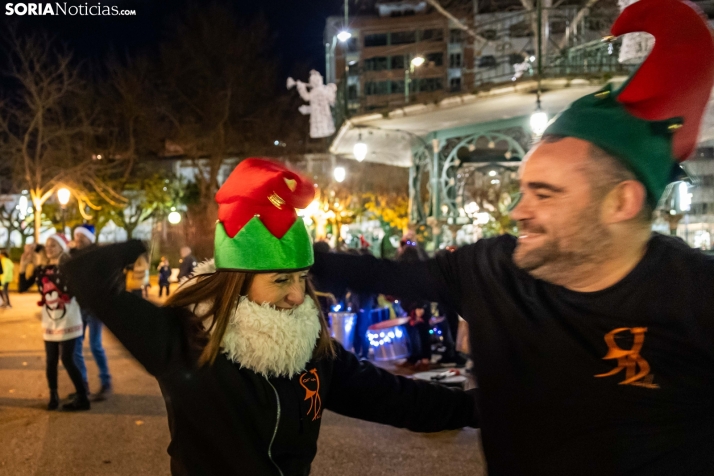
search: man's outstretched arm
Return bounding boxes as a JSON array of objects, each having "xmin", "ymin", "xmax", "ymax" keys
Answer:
[{"xmin": 311, "ymin": 245, "xmax": 475, "ymax": 315}]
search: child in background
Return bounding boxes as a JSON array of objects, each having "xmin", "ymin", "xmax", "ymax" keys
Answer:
[
  {"xmin": 20, "ymin": 234, "xmax": 89, "ymax": 411},
  {"xmin": 158, "ymin": 257, "xmax": 172, "ymax": 297}
]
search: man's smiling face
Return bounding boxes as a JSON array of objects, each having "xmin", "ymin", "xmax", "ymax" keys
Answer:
[{"xmin": 510, "ymin": 137, "xmax": 613, "ymax": 282}]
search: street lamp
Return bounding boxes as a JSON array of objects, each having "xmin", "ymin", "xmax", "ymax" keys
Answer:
[
  {"xmin": 530, "ymin": 0, "xmax": 548, "ymax": 138},
  {"xmin": 337, "ymin": 30, "xmax": 352, "ymax": 43},
  {"xmin": 353, "ymin": 133, "xmax": 368, "ymax": 162},
  {"xmin": 57, "ymin": 187, "xmax": 70, "ymax": 234},
  {"xmin": 333, "ymin": 166, "xmax": 346, "ymax": 183},
  {"xmin": 530, "ymin": 106, "xmax": 548, "ymax": 136},
  {"xmin": 405, "ymin": 56, "xmax": 425, "ymax": 104},
  {"xmin": 168, "ymin": 211, "xmax": 182, "ymax": 225}
]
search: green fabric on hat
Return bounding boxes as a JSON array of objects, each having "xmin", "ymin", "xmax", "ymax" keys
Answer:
[
  {"xmin": 214, "ymin": 217, "xmax": 314, "ymax": 272},
  {"xmin": 544, "ymin": 83, "xmax": 682, "ymax": 208}
]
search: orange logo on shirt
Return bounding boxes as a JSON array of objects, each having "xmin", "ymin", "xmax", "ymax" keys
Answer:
[
  {"xmin": 299, "ymin": 368, "xmax": 322, "ymax": 421},
  {"xmin": 594, "ymin": 327, "xmax": 659, "ymax": 388}
]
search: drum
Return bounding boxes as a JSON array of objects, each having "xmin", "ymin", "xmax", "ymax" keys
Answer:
[
  {"xmin": 366, "ymin": 317, "xmax": 411, "ymax": 361},
  {"xmin": 328, "ymin": 312, "xmax": 357, "ymax": 350}
]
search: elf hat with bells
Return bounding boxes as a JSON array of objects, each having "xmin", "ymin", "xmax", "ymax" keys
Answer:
[
  {"xmin": 544, "ymin": 0, "xmax": 714, "ymax": 208},
  {"xmin": 214, "ymin": 158, "xmax": 316, "ymax": 272}
]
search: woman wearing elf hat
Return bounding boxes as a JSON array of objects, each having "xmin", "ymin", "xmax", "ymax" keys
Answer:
[
  {"xmin": 62, "ymin": 158, "xmax": 478, "ymax": 475},
  {"xmin": 21, "ymin": 233, "xmax": 90, "ymax": 411}
]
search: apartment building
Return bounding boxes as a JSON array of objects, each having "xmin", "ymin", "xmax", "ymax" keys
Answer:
[{"xmin": 325, "ymin": 0, "xmax": 474, "ymax": 112}]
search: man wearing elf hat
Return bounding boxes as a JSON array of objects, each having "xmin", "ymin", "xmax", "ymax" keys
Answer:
[
  {"xmin": 61, "ymin": 158, "xmax": 479, "ymax": 475},
  {"xmin": 72, "ymin": 224, "xmax": 113, "ymax": 401},
  {"xmin": 312, "ymin": 0, "xmax": 714, "ymax": 473}
]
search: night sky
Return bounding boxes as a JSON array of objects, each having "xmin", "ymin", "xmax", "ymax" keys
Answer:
[{"xmin": 0, "ymin": 0, "xmax": 344, "ymax": 77}]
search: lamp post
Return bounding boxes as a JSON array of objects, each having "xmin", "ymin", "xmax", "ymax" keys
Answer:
[
  {"xmin": 57, "ymin": 187, "xmax": 70, "ymax": 234},
  {"xmin": 530, "ymin": 0, "xmax": 548, "ymax": 137},
  {"xmin": 405, "ymin": 56, "xmax": 425, "ymax": 104}
]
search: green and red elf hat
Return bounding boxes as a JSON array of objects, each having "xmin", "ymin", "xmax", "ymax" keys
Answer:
[
  {"xmin": 214, "ymin": 158, "xmax": 316, "ymax": 272},
  {"xmin": 544, "ymin": 0, "xmax": 714, "ymax": 207}
]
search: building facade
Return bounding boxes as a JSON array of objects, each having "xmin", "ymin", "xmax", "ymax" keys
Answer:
[{"xmin": 326, "ymin": 1, "xmax": 474, "ymax": 113}]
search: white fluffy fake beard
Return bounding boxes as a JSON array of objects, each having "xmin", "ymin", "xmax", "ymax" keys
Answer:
[{"xmin": 220, "ymin": 296, "xmax": 322, "ymax": 378}]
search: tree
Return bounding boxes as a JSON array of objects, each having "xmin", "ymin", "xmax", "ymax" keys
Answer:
[
  {"xmin": 103, "ymin": 171, "xmax": 183, "ymax": 239},
  {"xmin": 0, "ymin": 201, "xmax": 48, "ymax": 248},
  {"xmin": 153, "ymin": 2, "xmax": 300, "ymax": 256},
  {"xmin": 0, "ymin": 29, "xmax": 125, "ymax": 242}
]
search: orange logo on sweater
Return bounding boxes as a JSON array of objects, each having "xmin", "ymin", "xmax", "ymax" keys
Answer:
[
  {"xmin": 299, "ymin": 369, "xmax": 322, "ymax": 421},
  {"xmin": 594, "ymin": 327, "xmax": 659, "ymax": 388}
]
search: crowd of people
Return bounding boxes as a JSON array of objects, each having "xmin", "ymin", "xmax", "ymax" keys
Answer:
[{"xmin": 0, "ymin": 226, "xmax": 201, "ymax": 412}]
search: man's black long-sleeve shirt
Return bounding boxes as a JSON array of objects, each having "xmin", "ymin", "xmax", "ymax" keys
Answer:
[{"xmin": 312, "ymin": 233, "xmax": 714, "ymax": 475}]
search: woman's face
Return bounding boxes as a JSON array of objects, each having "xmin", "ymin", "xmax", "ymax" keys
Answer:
[
  {"xmin": 248, "ymin": 270, "xmax": 308, "ymax": 310},
  {"xmin": 44, "ymin": 239, "xmax": 62, "ymax": 260}
]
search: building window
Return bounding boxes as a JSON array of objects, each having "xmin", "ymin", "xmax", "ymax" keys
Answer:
[
  {"xmin": 449, "ymin": 29, "xmax": 463, "ymax": 44},
  {"xmin": 478, "ymin": 55, "xmax": 497, "ymax": 68},
  {"xmin": 421, "ymin": 28, "xmax": 444, "ymax": 42},
  {"xmin": 417, "ymin": 78, "xmax": 443, "ymax": 92},
  {"xmin": 348, "ymin": 61, "xmax": 360, "ymax": 74},
  {"xmin": 348, "ymin": 85, "xmax": 359, "ymax": 100},
  {"xmin": 449, "ymin": 53, "xmax": 462, "ymax": 68},
  {"xmin": 509, "ymin": 53, "xmax": 526, "ymax": 64},
  {"xmin": 391, "ymin": 80, "xmax": 405, "ymax": 94},
  {"xmin": 365, "ymin": 81, "xmax": 390, "ymax": 95},
  {"xmin": 390, "ymin": 31, "xmax": 417, "ymax": 45},
  {"xmin": 364, "ymin": 33, "xmax": 388, "ymax": 47},
  {"xmin": 450, "ymin": 77, "xmax": 461, "ymax": 92},
  {"xmin": 390, "ymin": 55, "xmax": 406, "ymax": 70},
  {"xmin": 426, "ymin": 52, "xmax": 444, "ymax": 67},
  {"xmin": 364, "ymin": 57, "xmax": 389, "ymax": 71}
]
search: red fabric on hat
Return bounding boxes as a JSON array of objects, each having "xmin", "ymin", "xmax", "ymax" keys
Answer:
[
  {"xmin": 613, "ymin": 0, "xmax": 714, "ymax": 161},
  {"xmin": 216, "ymin": 158, "xmax": 315, "ymax": 239}
]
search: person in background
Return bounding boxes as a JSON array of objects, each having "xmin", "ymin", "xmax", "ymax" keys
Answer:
[
  {"xmin": 394, "ymin": 246, "xmax": 432, "ymax": 371},
  {"xmin": 72, "ymin": 224, "xmax": 112, "ymax": 401},
  {"xmin": 126, "ymin": 253, "xmax": 149, "ymax": 298},
  {"xmin": 18, "ymin": 243, "xmax": 38, "ymax": 293},
  {"xmin": 141, "ymin": 264, "xmax": 151, "ymax": 299},
  {"xmin": 0, "ymin": 250, "xmax": 13, "ymax": 308},
  {"xmin": 177, "ymin": 246, "xmax": 197, "ymax": 282},
  {"xmin": 158, "ymin": 256, "xmax": 172, "ymax": 297},
  {"xmin": 21, "ymin": 234, "xmax": 89, "ymax": 411}
]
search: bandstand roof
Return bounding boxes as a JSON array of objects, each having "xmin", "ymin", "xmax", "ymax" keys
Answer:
[{"xmin": 329, "ymin": 77, "xmax": 621, "ymax": 167}]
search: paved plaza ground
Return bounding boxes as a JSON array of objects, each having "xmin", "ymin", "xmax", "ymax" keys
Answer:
[{"xmin": 0, "ymin": 292, "xmax": 486, "ymax": 476}]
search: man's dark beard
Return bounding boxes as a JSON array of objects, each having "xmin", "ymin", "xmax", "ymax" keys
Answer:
[{"xmin": 513, "ymin": 204, "xmax": 612, "ymax": 283}]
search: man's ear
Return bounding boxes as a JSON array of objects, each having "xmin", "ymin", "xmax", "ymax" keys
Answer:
[{"xmin": 601, "ymin": 180, "xmax": 647, "ymax": 224}]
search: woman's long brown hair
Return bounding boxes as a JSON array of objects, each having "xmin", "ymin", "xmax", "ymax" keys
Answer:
[{"xmin": 165, "ymin": 271, "xmax": 335, "ymax": 366}]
